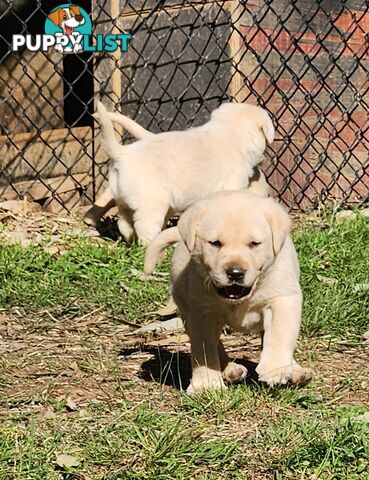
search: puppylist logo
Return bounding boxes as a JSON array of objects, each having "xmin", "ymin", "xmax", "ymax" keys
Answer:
[{"xmin": 12, "ymin": 4, "xmax": 131, "ymax": 54}]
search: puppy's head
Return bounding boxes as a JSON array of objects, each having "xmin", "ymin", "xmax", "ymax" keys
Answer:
[
  {"xmin": 48, "ymin": 6, "xmax": 84, "ymax": 29},
  {"xmin": 178, "ymin": 191, "xmax": 291, "ymax": 303}
]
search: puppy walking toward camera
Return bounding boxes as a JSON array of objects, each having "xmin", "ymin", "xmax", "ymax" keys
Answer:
[
  {"xmin": 144, "ymin": 191, "xmax": 314, "ymax": 394},
  {"xmin": 95, "ymin": 101, "xmax": 273, "ymax": 245}
]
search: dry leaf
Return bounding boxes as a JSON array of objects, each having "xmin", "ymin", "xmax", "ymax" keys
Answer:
[
  {"xmin": 8, "ymin": 227, "xmax": 31, "ymax": 248},
  {"xmin": 56, "ymin": 453, "xmax": 79, "ymax": 468},
  {"xmin": 134, "ymin": 317, "xmax": 184, "ymax": 334},
  {"xmin": 335, "ymin": 210, "xmax": 356, "ymax": 221},
  {"xmin": 356, "ymin": 412, "xmax": 369, "ymax": 423},
  {"xmin": 148, "ymin": 334, "xmax": 190, "ymax": 346},
  {"xmin": 37, "ymin": 406, "xmax": 56, "ymax": 421},
  {"xmin": 155, "ymin": 297, "xmax": 177, "ymax": 317},
  {"xmin": 353, "ymin": 283, "xmax": 369, "ymax": 293},
  {"xmin": 0, "ymin": 200, "xmax": 41, "ymax": 214},
  {"xmin": 317, "ymin": 274, "xmax": 338, "ymax": 286},
  {"xmin": 66, "ymin": 396, "xmax": 78, "ymax": 412},
  {"xmin": 44, "ymin": 245, "xmax": 60, "ymax": 255}
]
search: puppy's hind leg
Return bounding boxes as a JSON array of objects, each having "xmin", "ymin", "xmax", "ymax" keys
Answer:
[
  {"xmin": 133, "ymin": 196, "xmax": 170, "ymax": 246},
  {"xmin": 116, "ymin": 200, "xmax": 134, "ymax": 243},
  {"xmin": 84, "ymin": 186, "xmax": 115, "ymax": 226}
]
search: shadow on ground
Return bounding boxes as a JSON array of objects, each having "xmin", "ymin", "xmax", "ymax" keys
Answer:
[
  {"xmin": 95, "ymin": 217, "xmax": 122, "ymax": 241},
  {"xmin": 125, "ymin": 346, "xmax": 261, "ymax": 391},
  {"xmin": 95, "ymin": 215, "xmax": 179, "ymax": 241}
]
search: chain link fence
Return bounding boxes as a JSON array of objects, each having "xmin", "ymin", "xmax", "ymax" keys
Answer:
[{"xmin": 0, "ymin": 0, "xmax": 368, "ymax": 213}]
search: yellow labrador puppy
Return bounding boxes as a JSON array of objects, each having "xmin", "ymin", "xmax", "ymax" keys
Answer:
[
  {"xmin": 144, "ymin": 191, "xmax": 313, "ymax": 394},
  {"xmin": 86, "ymin": 110, "xmax": 268, "ymax": 228},
  {"xmin": 95, "ymin": 101, "xmax": 273, "ymax": 245}
]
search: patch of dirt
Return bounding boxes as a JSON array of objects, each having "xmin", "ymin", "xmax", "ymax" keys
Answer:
[
  {"xmin": 303, "ymin": 338, "xmax": 369, "ymax": 406},
  {"xmin": 0, "ymin": 306, "xmax": 255, "ymax": 416},
  {"xmin": 1, "ymin": 306, "xmax": 368, "ymax": 421},
  {"xmin": 0, "ymin": 206, "xmax": 121, "ymax": 252},
  {"xmin": 1, "ymin": 208, "xmax": 368, "ymax": 419}
]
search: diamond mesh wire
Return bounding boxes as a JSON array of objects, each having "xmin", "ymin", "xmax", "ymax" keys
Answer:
[{"xmin": 0, "ymin": 0, "xmax": 368, "ymax": 212}]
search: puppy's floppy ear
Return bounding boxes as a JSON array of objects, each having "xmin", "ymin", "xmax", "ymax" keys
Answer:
[
  {"xmin": 70, "ymin": 5, "xmax": 81, "ymax": 16},
  {"xmin": 48, "ymin": 8, "xmax": 63, "ymax": 26},
  {"xmin": 259, "ymin": 109, "xmax": 275, "ymax": 145},
  {"xmin": 178, "ymin": 203, "xmax": 205, "ymax": 253},
  {"xmin": 263, "ymin": 198, "xmax": 291, "ymax": 255}
]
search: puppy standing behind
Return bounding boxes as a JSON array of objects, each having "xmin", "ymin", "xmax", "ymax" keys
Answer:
[
  {"xmin": 144, "ymin": 191, "xmax": 314, "ymax": 394},
  {"xmin": 95, "ymin": 101, "xmax": 274, "ymax": 245}
]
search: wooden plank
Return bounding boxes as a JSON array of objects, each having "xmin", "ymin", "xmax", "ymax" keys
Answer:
[
  {"xmin": 111, "ymin": 0, "xmax": 122, "ymax": 103},
  {"xmin": 0, "ymin": 50, "xmax": 64, "ymax": 135},
  {"xmin": 227, "ymin": 1, "xmax": 248, "ymax": 102},
  {"xmin": 0, "ymin": 173, "xmax": 91, "ymax": 201},
  {"xmin": 0, "ymin": 126, "xmax": 107, "ymax": 187},
  {"xmin": 43, "ymin": 190, "xmax": 85, "ymax": 213},
  {"xmin": 1, "ymin": 126, "xmax": 90, "ymax": 146},
  {"xmin": 109, "ymin": 4, "xmax": 232, "ymax": 131},
  {"xmin": 118, "ymin": 0, "xmax": 234, "ymax": 18}
]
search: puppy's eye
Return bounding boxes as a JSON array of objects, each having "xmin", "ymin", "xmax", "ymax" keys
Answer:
[
  {"xmin": 209, "ymin": 240, "xmax": 222, "ymax": 248},
  {"xmin": 250, "ymin": 241, "xmax": 261, "ymax": 248}
]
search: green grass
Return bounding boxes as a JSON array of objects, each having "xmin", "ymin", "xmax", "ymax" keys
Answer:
[
  {"xmin": 0, "ymin": 240, "xmax": 170, "ymax": 323},
  {"xmin": 0, "ymin": 402, "xmax": 240, "ymax": 480},
  {"xmin": 257, "ymin": 409, "xmax": 369, "ymax": 479},
  {"xmin": 1, "ymin": 389, "xmax": 368, "ymax": 479},
  {"xmin": 0, "ymin": 215, "xmax": 368, "ymax": 479},
  {"xmin": 1, "ymin": 215, "xmax": 368, "ymax": 335},
  {"xmin": 297, "ymin": 215, "xmax": 369, "ymax": 337}
]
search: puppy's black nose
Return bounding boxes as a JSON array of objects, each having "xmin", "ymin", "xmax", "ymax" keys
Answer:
[
  {"xmin": 75, "ymin": 15, "xmax": 83, "ymax": 21},
  {"xmin": 226, "ymin": 267, "xmax": 245, "ymax": 282}
]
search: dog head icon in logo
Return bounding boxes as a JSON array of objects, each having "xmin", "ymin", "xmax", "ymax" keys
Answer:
[{"xmin": 45, "ymin": 4, "xmax": 92, "ymax": 53}]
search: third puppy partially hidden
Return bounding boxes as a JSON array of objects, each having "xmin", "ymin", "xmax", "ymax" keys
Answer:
[
  {"xmin": 95, "ymin": 101, "xmax": 274, "ymax": 245},
  {"xmin": 144, "ymin": 191, "xmax": 314, "ymax": 394}
]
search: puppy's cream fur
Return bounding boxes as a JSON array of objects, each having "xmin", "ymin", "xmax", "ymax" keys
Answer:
[
  {"xmin": 144, "ymin": 191, "xmax": 313, "ymax": 394},
  {"xmin": 95, "ymin": 101, "xmax": 274, "ymax": 245},
  {"xmin": 84, "ymin": 112, "xmax": 154, "ymax": 227}
]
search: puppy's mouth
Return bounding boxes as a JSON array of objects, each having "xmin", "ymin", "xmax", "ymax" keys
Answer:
[
  {"xmin": 64, "ymin": 25, "xmax": 73, "ymax": 35},
  {"xmin": 215, "ymin": 284, "xmax": 252, "ymax": 300}
]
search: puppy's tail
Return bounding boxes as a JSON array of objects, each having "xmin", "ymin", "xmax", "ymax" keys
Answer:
[
  {"xmin": 106, "ymin": 112, "xmax": 153, "ymax": 140},
  {"xmin": 144, "ymin": 227, "xmax": 180, "ymax": 276},
  {"xmin": 93, "ymin": 101, "xmax": 123, "ymax": 159}
]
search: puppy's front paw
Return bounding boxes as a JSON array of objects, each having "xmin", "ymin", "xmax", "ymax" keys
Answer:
[
  {"xmin": 256, "ymin": 363, "xmax": 293, "ymax": 387},
  {"xmin": 186, "ymin": 368, "xmax": 225, "ymax": 395},
  {"xmin": 73, "ymin": 43, "xmax": 82, "ymax": 53},
  {"xmin": 223, "ymin": 362, "xmax": 247, "ymax": 384},
  {"xmin": 290, "ymin": 366, "xmax": 315, "ymax": 386},
  {"xmin": 256, "ymin": 362, "xmax": 314, "ymax": 387}
]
